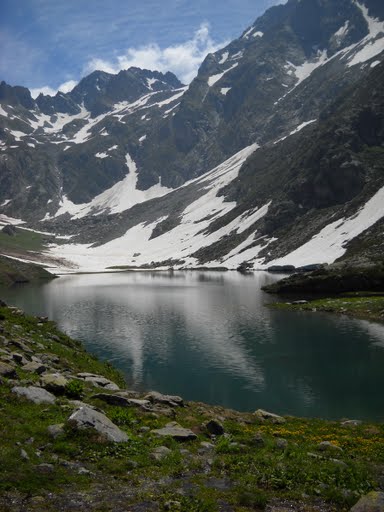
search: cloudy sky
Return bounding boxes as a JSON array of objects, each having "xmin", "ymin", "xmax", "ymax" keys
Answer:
[{"xmin": 1, "ymin": 0, "xmax": 282, "ymax": 97}]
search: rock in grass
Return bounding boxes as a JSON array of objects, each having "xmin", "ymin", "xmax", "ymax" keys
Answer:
[
  {"xmin": 205, "ymin": 419, "xmax": 225, "ymax": 436},
  {"xmin": 47, "ymin": 424, "xmax": 65, "ymax": 439},
  {"xmin": 254, "ymin": 409, "xmax": 286, "ymax": 424},
  {"xmin": 23, "ymin": 361, "xmax": 47, "ymax": 375},
  {"xmin": 317, "ymin": 441, "xmax": 343, "ymax": 452},
  {"xmin": 40, "ymin": 373, "xmax": 69, "ymax": 394},
  {"xmin": 77, "ymin": 373, "xmax": 119, "ymax": 391},
  {"xmin": 68, "ymin": 405, "xmax": 129, "ymax": 442},
  {"xmin": 91, "ymin": 393, "xmax": 150, "ymax": 408},
  {"xmin": 0, "ymin": 361, "xmax": 17, "ymax": 378},
  {"xmin": 12, "ymin": 385, "xmax": 56, "ymax": 404},
  {"xmin": 151, "ymin": 422, "xmax": 197, "ymax": 441},
  {"xmin": 150, "ymin": 446, "xmax": 172, "ymax": 461},
  {"xmin": 350, "ymin": 491, "xmax": 384, "ymax": 511}
]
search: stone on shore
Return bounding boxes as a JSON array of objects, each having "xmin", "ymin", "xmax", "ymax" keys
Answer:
[
  {"xmin": 77, "ymin": 373, "xmax": 119, "ymax": 390},
  {"xmin": 254, "ymin": 409, "xmax": 286, "ymax": 424}
]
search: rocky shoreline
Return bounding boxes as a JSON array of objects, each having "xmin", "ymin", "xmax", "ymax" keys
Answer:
[{"xmin": 0, "ymin": 301, "xmax": 383, "ymax": 511}]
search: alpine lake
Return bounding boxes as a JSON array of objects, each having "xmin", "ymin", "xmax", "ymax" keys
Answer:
[{"xmin": 2, "ymin": 270, "xmax": 384, "ymax": 421}]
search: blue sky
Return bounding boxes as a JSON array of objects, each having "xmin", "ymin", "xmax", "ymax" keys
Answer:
[{"xmin": 1, "ymin": 0, "xmax": 282, "ymax": 96}]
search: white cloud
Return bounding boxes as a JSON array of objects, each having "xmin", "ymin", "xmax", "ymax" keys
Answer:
[
  {"xmin": 30, "ymin": 79, "xmax": 78, "ymax": 99},
  {"xmin": 84, "ymin": 23, "xmax": 227, "ymax": 84}
]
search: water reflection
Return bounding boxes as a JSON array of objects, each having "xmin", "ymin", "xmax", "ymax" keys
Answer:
[{"xmin": 2, "ymin": 271, "xmax": 384, "ymax": 420}]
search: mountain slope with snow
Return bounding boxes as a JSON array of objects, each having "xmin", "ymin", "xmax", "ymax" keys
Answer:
[{"xmin": 0, "ymin": 0, "xmax": 383, "ymax": 272}]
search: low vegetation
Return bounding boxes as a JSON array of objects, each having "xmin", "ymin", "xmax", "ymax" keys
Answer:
[{"xmin": 0, "ymin": 303, "xmax": 383, "ymax": 511}]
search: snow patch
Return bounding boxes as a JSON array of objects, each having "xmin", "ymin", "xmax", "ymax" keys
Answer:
[
  {"xmin": 220, "ymin": 87, "xmax": 231, "ymax": 95},
  {"xmin": 95, "ymin": 152, "xmax": 108, "ymax": 159},
  {"xmin": 334, "ymin": 21, "xmax": 350, "ymax": 40},
  {"xmin": 0, "ymin": 105, "xmax": 8, "ymax": 117},
  {"xmin": 219, "ymin": 52, "xmax": 229, "ymax": 64},
  {"xmin": 264, "ymin": 184, "xmax": 384, "ymax": 267},
  {"xmin": 253, "ymin": 31, "xmax": 264, "ymax": 38},
  {"xmin": 370, "ymin": 59, "xmax": 381, "ymax": 67},
  {"xmin": 208, "ymin": 63, "xmax": 238, "ymax": 87}
]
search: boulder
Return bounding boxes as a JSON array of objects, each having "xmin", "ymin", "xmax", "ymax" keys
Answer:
[
  {"xmin": 68, "ymin": 405, "xmax": 129, "ymax": 442},
  {"xmin": 150, "ymin": 446, "xmax": 172, "ymax": 461},
  {"xmin": 12, "ymin": 385, "xmax": 56, "ymax": 404},
  {"xmin": 152, "ymin": 422, "xmax": 197, "ymax": 441},
  {"xmin": 205, "ymin": 419, "xmax": 225, "ymax": 436},
  {"xmin": 23, "ymin": 361, "xmax": 47, "ymax": 375},
  {"xmin": 254, "ymin": 409, "xmax": 286, "ymax": 424},
  {"xmin": 0, "ymin": 361, "xmax": 17, "ymax": 378},
  {"xmin": 145, "ymin": 390, "xmax": 184, "ymax": 408},
  {"xmin": 350, "ymin": 491, "xmax": 384, "ymax": 511},
  {"xmin": 317, "ymin": 441, "xmax": 343, "ymax": 452},
  {"xmin": 91, "ymin": 393, "xmax": 150, "ymax": 408},
  {"xmin": 47, "ymin": 424, "xmax": 65, "ymax": 439},
  {"xmin": 40, "ymin": 373, "xmax": 69, "ymax": 394},
  {"xmin": 77, "ymin": 373, "xmax": 119, "ymax": 390}
]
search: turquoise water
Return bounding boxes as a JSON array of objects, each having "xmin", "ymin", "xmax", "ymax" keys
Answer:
[{"xmin": 2, "ymin": 271, "xmax": 384, "ymax": 420}]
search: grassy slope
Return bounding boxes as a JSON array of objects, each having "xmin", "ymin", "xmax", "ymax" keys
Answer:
[
  {"xmin": 0, "ymin": 254, "xmax": 55, "ymax": 286},
  {"xmin": 0, "ymin": 305, "xmax": 383, "ymax": 511}
]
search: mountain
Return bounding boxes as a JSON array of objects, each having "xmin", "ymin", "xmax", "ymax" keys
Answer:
[{"xmin": 0, "ymin": 0, "xmax": 383, "ymax": 272}]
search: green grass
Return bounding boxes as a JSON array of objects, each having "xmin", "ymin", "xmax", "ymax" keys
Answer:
[
  {"xmin": 0, "ymin": 228, "xmax": 47, "ymax": 253},
  {"xmin": 0, "ymin": 305, "xmax": 383, "ymax": 510},
  {"xmin": 270, "ymin": 295, "xmax": 384, "ymax": 323}
]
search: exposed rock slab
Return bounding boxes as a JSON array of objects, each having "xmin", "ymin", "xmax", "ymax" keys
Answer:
[
  {"xmin": 91, "ymin": 393, "xmax": 150, "ymax": 408},
  {"xmin": 152, "ymin": 422, "xmax": 197, "ymax": 441},
  {"xmin": 12, "ymin": 385, "xmax": 56, "ymax": 404},
  {"xmin": 350, "ymin": 491, "xmax": 384, "ymax": 511},
  {"xmin": 0, "ymin": 361, "xmax": 17, "ymax": 378},
  {"xmin": 77, "ymin": 373, "xmax": 119, "ymax": 390},
  {"xmin": 68, "ymin": 405, "xmax": 129, "ymax": 442},
  {"xmin": 254, "ymin": 409, "xmax": 286, "ymax": 424},
  {"xmin": 145, "ymin": 391, "xmax": 184, "ymax": 408},
  {"xmin": 40, "ymin": 373, "xmax": 69, "ymax": 394}
]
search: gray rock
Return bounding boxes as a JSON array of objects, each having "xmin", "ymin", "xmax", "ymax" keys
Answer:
[
  {"xmin": 0, "ymin": 361, "xmax": 17, "ymax": 378},
  {"xmin": 12, "ymin": 386, "xmax": 56, "ymax": 404},
  {"xmin": 23, "ymin": 361, "xmax": 47, "ymax": 375},
  {"xmin": 275, "ymin": 438, "xmax": 288, "ymax": 450},
  {"xmin": 36, "ymin": 463, "xmax": 54, "ymax": 474},
  {"xmin": 205, "ymin": 419, "xmax": 224, "ymax": 436},
  {"xmin": 151, "ymin": 446, "xmax": 172, "ymax": 461},
  {"xmin": 152, "ymin": 422, "xmax": 197, "ymax": 441},
  {"xmin": 252, "ymin": 432, "xmax": 266, "ymax": 447},
  {"xmin": 317, "ymin": 441, "xmax": 343, "ymax": 452},
  {"xmin": 20, "ymin": 448, "xmax": 29, "ymax": 460},
  {"xmin": 145, "ymin": 390, "xmax": 184, "ymax": 407},
  {"xmin": 350, "ymin": 491, "xmax": 384, "ymax": 511},
  {"xmin": 40, "ymin": 373, "xmax": 69, "ymax": 394},
  {"xmin": 92, "ymin": 393, "xmax": 150, "ymax": 408},
  {"xmin": 341, "ymin": 419, "xmax": 363, "ymax": 427},
  {"xmin": 47, "ymin": 424, "xmax": 65, "ymax": 439},
  {"xmin": 77, "ymin": 373, "xmax": 119, "ymax": 390},
  {"xmin": 11, "ymin": 352, "xmax": 28, "ymax": 365},
  {"xmin": 68, "ymin": 405, "xmax": 129, "ymax": 442},
  {"xmin": 164, "ymin": 501, "xmax": 181, "ymax": 511},
  {"xmin": 254, "ymin": 409, "xmax": 286, "ymax": 424}
]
